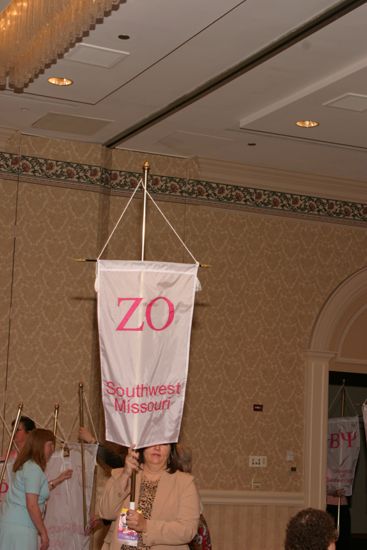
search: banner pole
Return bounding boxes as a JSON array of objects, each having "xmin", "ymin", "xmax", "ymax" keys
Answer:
[
  {"xmin": 78, "ymin": 383, "xmax": 87, "ymax": 530},
  {"xmin": 130, "ymin": 470, "xmax": 136, "ymax": 503},
  {"xmin": 0, "ymin": 402, "xmax": 23, "ymax": 487},
  {"xmin": 340, "ymin": 380, "xmax": 346, "ymax": 416},
  {"xmin": 133, "ymin": 160, "xmax": 149, "ymax": 506},
  {"xmin": 53, "ymin": 403, "xmax": 59, "ymax": 437},
  {"xmin": 337, "ymin": 380, "xmax": 346, "ymax": 536},
  {"xmin": 141, "ymin": 161, "xmax": 150, "ymax": 261}
]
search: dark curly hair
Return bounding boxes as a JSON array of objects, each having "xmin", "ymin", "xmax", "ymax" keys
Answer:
[{"xmin": 285, "ymin": 508, "xmax": 337, "ymax": 550}]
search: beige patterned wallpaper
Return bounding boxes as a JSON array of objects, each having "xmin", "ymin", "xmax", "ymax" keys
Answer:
[
  {"xmin": 180, "ymin": 207, "xmax": 367, "ymax": 491},
  {"xmin": 0, "ymin": 178, "xmax": 18, "ymax": 433},
  {"xmin": 1, "ymin": 135, "xmax": 367, "ymax": 502},
  {"xmin": 19, "ymin": 134, "xmax": 106, "ymax": 166},
  {"xmin": 0, "ymin": 181, "xmax": 103, "ymax": 440}
]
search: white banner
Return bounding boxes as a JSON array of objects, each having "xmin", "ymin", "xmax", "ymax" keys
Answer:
[
  {"xmin": 327, "ymin": 416, "xmax": 360, "ymax": 497},
  {"xmin": 96, "ymin": 260, "xmax": 199, "ymax": 449},
  {"xmin": 45, "ymin": 444, "xmax": 97, "ymax": 550}
]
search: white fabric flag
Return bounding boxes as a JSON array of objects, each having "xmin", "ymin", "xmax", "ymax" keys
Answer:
[
  {"xmin": 96, "ymin": 260, "xmax": 199, "ymax": 448},
  {"xmin": 45, "ymin": 444, "xmax": 97, "ymax": 550},
  {"xmin": 327, "ymin": 416, "xmax": 360, "ymax": 497}
]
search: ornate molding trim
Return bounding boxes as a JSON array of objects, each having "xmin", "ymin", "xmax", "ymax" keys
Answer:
[
  {"xmin": 1, "ymin": 151, "xmax": 366, "ymax": 223},
  {"xmin": 310, "ymin": 267, "xmax": 367, "ymax": 350},
  {"xmin": 199, "ymin": 489, "xmax": 304, "ymax": 507},
  {"xmin": 303, "ymin": 352, "xmax": 333, "ymax": 508}
]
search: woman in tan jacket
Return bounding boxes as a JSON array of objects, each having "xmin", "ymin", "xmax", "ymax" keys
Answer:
[{"xmin": 99, "ymin": 443, "xmax": 200, "ymax": 550}]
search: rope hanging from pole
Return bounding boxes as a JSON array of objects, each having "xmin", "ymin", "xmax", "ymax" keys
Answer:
[{"xmin": 74, "ymin": 161, "xmax": 205, "ymax": 266}]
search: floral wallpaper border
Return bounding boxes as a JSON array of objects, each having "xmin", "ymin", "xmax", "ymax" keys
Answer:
[{"xmin": 1, "ymin": 151, "xmax": 366, "ymax": 223}]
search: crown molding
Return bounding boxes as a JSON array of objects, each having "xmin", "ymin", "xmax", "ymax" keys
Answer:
[{"xmin": 196, "ymin": 157, "xmax": 367, "ymax": 203}]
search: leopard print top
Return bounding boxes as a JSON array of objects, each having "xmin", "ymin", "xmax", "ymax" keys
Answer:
[{"xmin": 121, "ymin": 478, "xmax": 159, "ymax": 550}]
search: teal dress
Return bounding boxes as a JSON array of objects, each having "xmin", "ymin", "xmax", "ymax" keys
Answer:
[{"xmin": 0, "ymin": 460, "xmax": 49, "ymax": 549}]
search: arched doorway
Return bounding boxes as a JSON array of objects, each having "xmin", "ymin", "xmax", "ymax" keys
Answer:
[{"xmin": 304, "ymin": 266, "xmax": 367, "ymax": 508}]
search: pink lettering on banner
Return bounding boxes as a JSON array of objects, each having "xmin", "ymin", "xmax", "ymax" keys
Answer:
[
  {"xmin": 103, "ymin": 380, "xmax": 182, "ymax": 416},
  {"xmin": 329, "ymin": 433, "xmax": 340, "ymax": 448},
  {"xmin": 146, "ymin": 297, "xmax": 174, "ymax": 331},
  {"xmin": 114, "ymin": 398, "xmax": 171, "ymax": 414},
  {"xmin": 104, "ymin": 380, "xmax": 181, "ymax": 399},
  {"xmin": 329, "ymin": 431, "xmax": 358, "ymax": 449},
  {"xmin": 116, "ymin": 298, "xmax": 144, "ymax": 331},
  {"xmin": 341, "ymin": 431, "xmax": 357, "ymax": 448},
  {"xmin": 116, "ymin": 296, "xmax": 175, "ymax": 332}
]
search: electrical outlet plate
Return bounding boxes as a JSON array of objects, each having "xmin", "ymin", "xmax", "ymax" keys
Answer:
[{"xmin": 249, "ymin": 455, "xmax": 267, "ymax": 467}]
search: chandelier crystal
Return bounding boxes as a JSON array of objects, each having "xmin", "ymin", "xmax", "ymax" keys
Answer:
[{"xmin": 0, "ymin": 0, "xmax": 121, "ymax": 91}]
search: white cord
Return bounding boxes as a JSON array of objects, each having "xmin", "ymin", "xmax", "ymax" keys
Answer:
[
  {"xmin": 97, "ymin": 179, "xmax": 142, "ymax": 259},
  {"xmin": 96, "ymin": 174, "xmax": 198, "ymax": 264},
  {"xmin": 144, "ymin": 186, "xmax": 198, "ymax": 264}
]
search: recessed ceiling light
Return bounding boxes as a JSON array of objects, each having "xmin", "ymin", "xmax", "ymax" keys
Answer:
[
  {"xmin": 296, "ymin": 119, "xmax": 319, "ymax": 128},
  {"xmin": 47, "ymin": 77, "xmax": 73, "ymax": 86},
  {"xmin": 118, "ymin": 34, "xmax": 130, "ymax": 40}
]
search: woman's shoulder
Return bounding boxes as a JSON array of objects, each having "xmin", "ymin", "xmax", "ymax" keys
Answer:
[
  {"xmin": 110, "ymin": 466, "xmax": 127, "ymax": 480},
  {"xmin": 22, "ymin": 460, "xmax": 43, "ymax": 475},
  {"xmin": 23, "ymin": 459, "xmax": 38, "ymax": 469},
  {"xmin": 173, "ymin": 469, "xmax": 193, "ymax": 478},
  {"xmin": 167, "ymin": 470, "xmax": 195, "ymax": 485}
]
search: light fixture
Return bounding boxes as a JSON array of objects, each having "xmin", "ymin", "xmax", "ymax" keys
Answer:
[
  {"xmin": 0, "ymin": 0, "xmax": 121, "ymax": 91},
  {"xmin": 48, "ymin": 77, "xmax": 73, "ymax": 87},
  {"xmin": 296, "ymin": 120, "xmax": 320, "ymax": 128}
]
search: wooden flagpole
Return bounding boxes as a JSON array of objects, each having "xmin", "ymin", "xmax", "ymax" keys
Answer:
[
  {"xmin": 130, "ymin": 160, "xmax": 150, "ymax": 509},
  {"xmin": 0, "ymin": 403, "xmax": 23, "ymax": 487},
  {"xmin": 141, "ymin": 161, "xmax": 150, "ymax": 262},
  {"xmin": 336, "ymin": 379, "xmax": 346, "ymax": 536},
  {"xmin": 53, "ymin": 403, "xmax": 59, "ymax": 436},
  {"xmin": 79, "ymin": 383, "xmax": 87, "ymax": 530}
]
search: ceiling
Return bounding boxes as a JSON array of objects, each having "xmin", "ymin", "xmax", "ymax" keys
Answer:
[{"xmin": 2, "ymin": 0, "xmax": 367, "ymax": 198}]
